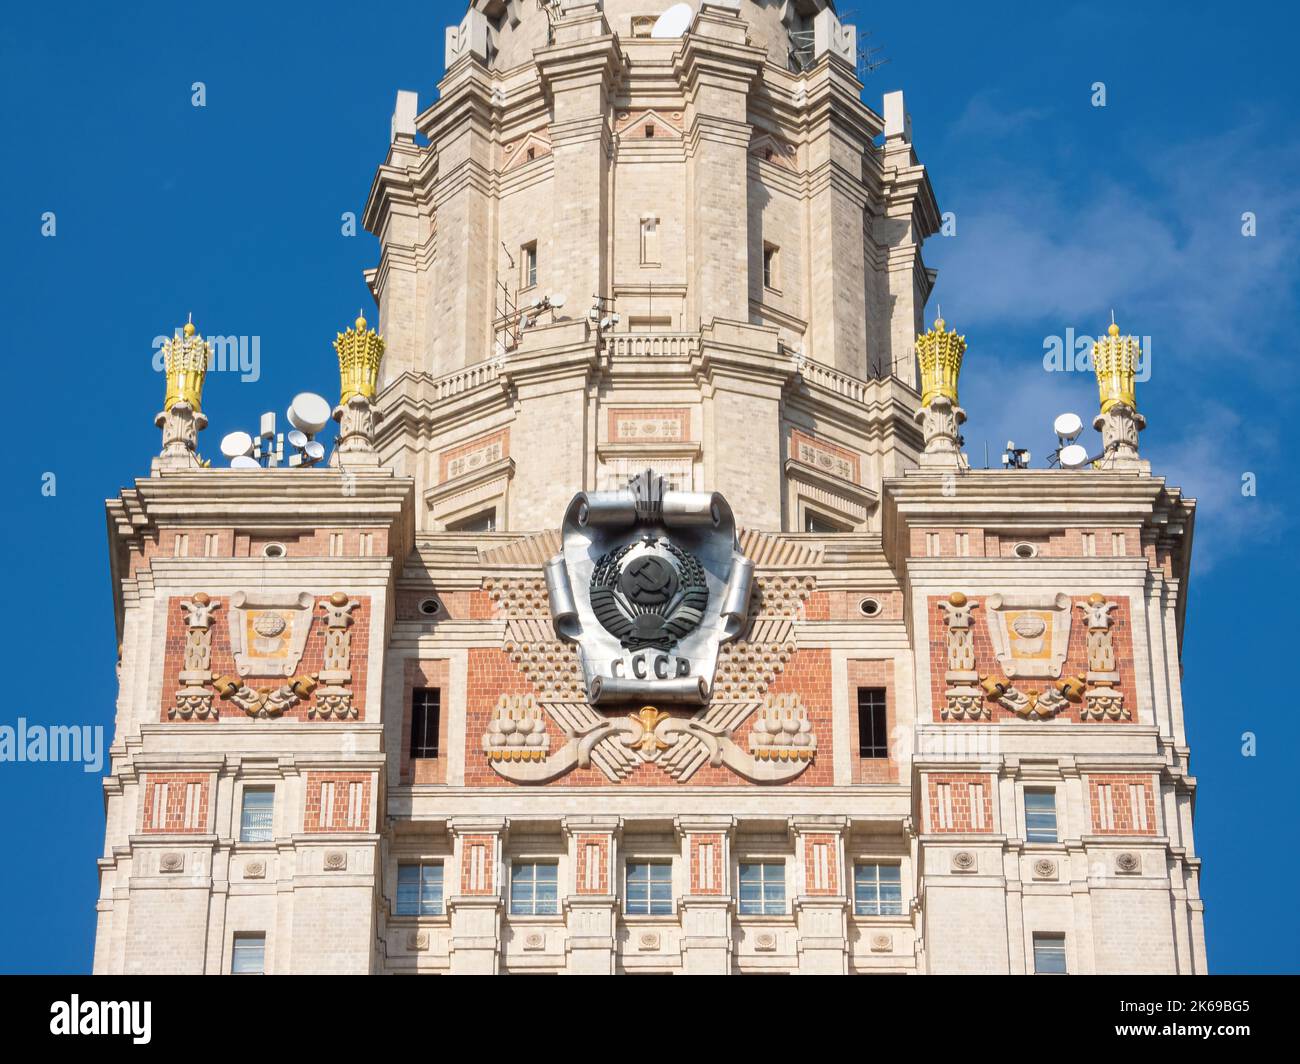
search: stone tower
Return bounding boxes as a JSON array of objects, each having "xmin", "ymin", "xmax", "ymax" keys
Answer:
[{"xmin": 95, "ymin": 0, "xmax": 1204, "ymax": 975}]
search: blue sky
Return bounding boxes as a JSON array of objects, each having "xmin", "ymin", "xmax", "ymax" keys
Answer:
[{"xmin": 0, "ymin": 1, "xmax": 1295, "ymax": 973}]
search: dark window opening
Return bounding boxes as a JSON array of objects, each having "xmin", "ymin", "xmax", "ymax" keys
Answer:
[
  {"xmin": 410, "ymin": 688, "xmax": 441, "ymax": 760},
  {"xmin": 857, "ymin": 687, "xmax": 888, "ymax": 758}
]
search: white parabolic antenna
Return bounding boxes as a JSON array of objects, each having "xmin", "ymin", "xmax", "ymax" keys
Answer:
[
  {"xmin": 1053, "ymin": 412, "xmax": 1083, "ymax": 442},
  {"xmin": 1059, "ymin": 443, "xmax": 1089, "ymax": 469},
  {"xmin": 651, "ymin": 3, "xmax": 693, "ymax": 38},
  {"xmin": 550, "ymin": 293, "xmax": 566, "ymax": 309},
  {"xmin": 220, "ymin": 431, "xmax": 254, "ymax": 459},
  {"xmin": 230, "ymin": 455, "xmax": 261, "ymax": 471},
  {"xmin": 304, "ymin": 440, "xmax": 325, "ymax": 461},
  {"xmin": 286, "ymin": 429, "xmax": 308, "ymax": 449},
  {"xmin": 287, "ymin": 392, "xmax": 332, "ymax": 435}
]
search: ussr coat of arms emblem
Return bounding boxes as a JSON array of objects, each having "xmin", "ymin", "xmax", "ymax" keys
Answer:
[{"xmin": 545, "ymin": 469, "xmax": 753, "ymax": 705}]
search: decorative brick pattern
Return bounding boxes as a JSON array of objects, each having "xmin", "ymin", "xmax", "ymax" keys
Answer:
[
  {"xmin": 159, "ymin": 594, "xmax": 371, "ymax": 723},
  {"xmin": 142, "ymin": 773, "xmax": 209, "ymax": 833},
  {"xmin": 438, "ymin": 428, "xmax": 509, "ymax": 483},
  {"xmin": 575, "ymin": 834, "xmax": 611, "ymax": 894},
  {"xmin": 303, "ymin": 772, "xmax": 372, "ymax": 833},
  {"xmin": 927, "ymin": 774, "xmax": 995, "ymax": 834},
  {"xmin": 688, "ymin": 834, "xmax": 725, "ymax": 894},
  {"xmin": 789, "ymin": 428, "xmax": 861, "ymax": 483},
  {"xmin": 459, "ymin": 835, "xmax": 497, "ymax": 895},
  {"xmin": 926, "ymin": 594, "xmax": 1138, "ymax": 724},
  {"xmin": 606, "ymin": 407, "xmax": 691, "ymax": 442},
  {"xmin": 1087, "ymin": 774, "xmax": 1158, "ymax": 835},
  {"xmin": 911, "ymin": 526, "xmax": 1140, "ymax": 560},
  {"xmin": 801, "ymin": 833, "xmax": 840, "ymax": 895}
]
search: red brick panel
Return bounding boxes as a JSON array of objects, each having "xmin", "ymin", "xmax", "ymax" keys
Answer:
[
  {"xmin": 402, "ymin": 659, "xmax": 450, "ymax": 784},
  {"xmin": 801, "ymin": 834, "xmax": 840, "ymax": 895},
  {"xmin": 925, "ymin": 594, "xmax": 1138, "ymax": 725},
  {"xmin": 303, "ymin": 772, "xmax": 372, "ymax": 833},
  {"xmin": 159, "ymin": 594, "xmax": 372, "ymax": 724},
  {"xmin": 575, "ymin": 834, "xmax": 611, "ymax": 894},
  {"xmin": 141, "ymin": 772, "xmax": 210, "ymax": 833},
  {"xmin": 688, "ymin": 834, "xmax": 725, "ymax": 894},
  {"xmin": 927, "ymin": 774, "xmax": 995, "ymax": 834},
  {"xmin": 459, "ymin": 835, "xmax": 497, "ymax": 895},
  {"xmin": 848, "ymin": 659, "xmax": 899, "ymax": 784},
  {"xmin": 1086, "ymin": 774, "xmax": 1159, "ymax": 835}
]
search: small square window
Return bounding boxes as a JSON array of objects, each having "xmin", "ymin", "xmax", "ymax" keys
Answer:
[
  {"xmin": 239, "ymin": 788, "xmax": 274, "ymax": 843},
  {"xmin": 626, "ymin": 861, "xmax": 673, "ymax": 915},
  {"xmin": 396, "ymin": 862, "xmax": 444, "ymax": 916},
  {"xmin": 857, "ymin": 688, "xmax": 888, "ymax": 759},
  {"xmin": 410, "ymin": 688, "xmax": 440, "ymax": 760},
  {"xmin": 511, "ymin": 862, "xmax": 559, "ymax": 916},
  {"xmin": 1025, "ymin": 789, "xmax": 1058, "ymax": 843},
  {"xmin": 232, "ymin": 933, "xmax": 265, "ymax": 975},
  {"xmin": 1033, "ymin": 932, "xmax": 1067, "ymax": 974},
  {"xmin": 738, "ymin": 862, "xmax": 785, "ymax": 915},
  {"xmin": 853, "ymin": 863, "xmax": 902, "ymax": 916}
]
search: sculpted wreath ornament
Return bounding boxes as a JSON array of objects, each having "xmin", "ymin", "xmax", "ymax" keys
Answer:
[{"xmin": 589, "ymin": 537, "xmax": 708, "ymax": 651}]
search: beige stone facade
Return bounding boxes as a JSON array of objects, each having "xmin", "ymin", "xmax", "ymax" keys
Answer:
[{"xmin": 94, "ymin": 0, "xmax": 1204, "ymax": 974}]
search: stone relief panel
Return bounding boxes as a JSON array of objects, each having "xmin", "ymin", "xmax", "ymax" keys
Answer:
[{"xmin": 927, "ymin": 593, "xmax": 1137, "ymax": 724}]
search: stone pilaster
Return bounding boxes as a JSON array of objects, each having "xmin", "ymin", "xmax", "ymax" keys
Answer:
[
  {"xmin": 790, "ymin": 816, "xmax": 850, "ymax": 974},
  {"xmin": 675, "ymin": 815, "xmax": 736, "ymax": 975},
  {"xmin": 447, "ymin": 817, "xmax": 507, "ymax": 974},
  {"xmin": 675, "ymin": 4, "xmax": 765, "ymax": 327},
  {"xmin": 562, "ymin": 815, "xmax": 621, "ymax": 974}
]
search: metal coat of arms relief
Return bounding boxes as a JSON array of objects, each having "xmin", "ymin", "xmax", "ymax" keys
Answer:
[
  {"xmin": 545, "ymin": 470, "xmax": 753, "ymax": 706},
  {"xmin": 478, "ymin": 470, "xmax": 823, "ymax": 785}
]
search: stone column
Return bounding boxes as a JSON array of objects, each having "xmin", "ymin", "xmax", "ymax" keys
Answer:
[
  {"xmin": 676, "ymin": 816, "xmax": 736, "ymax": 975},
  {"xmin": 536, "ymin": 6, "xmax": 620, "ymax": 316},
  {"xmin": 447, "ymin": 817, "xmax": 506, "ymax": 974},
  {"xmin": 790, "ymin": 816, "xmax": 850, "ymax": 974},
  {"xmin": 563, "ymin": 815, "xmax": 621, "ymax": 974},
  {"xmin": 675, "ymin": 3, "xmax": 765, "ymax": 327}
]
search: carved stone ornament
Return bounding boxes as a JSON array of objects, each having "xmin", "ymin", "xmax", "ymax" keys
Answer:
[
  {"xmin": 938, "ymin": 592, "xmax": 988, "ymax": 720},
  {"xmin": 1033, "ymin": 858, "xmax": 1058, "ymax": 880},
  {"xmin": 406, "ymin": 930, "xmax": 429, "ymax": 952},
  {"xmin": 310, "ymin": 592, "xmax": 361, "ymax": 720},
  {"xmin": 169, "ymin": 593, "xmax": 221, "ymax": 720},
  {"xmin": 227, "ymin": 591, "xmax": 316, "ymax": 678},
  {"xmin": 869, "ymin": 933, "xmax": 893, "ymax": 953},
  {"xmin": 951, "ymin": 851, "xmax": 977, "ymax": 873},
  {"xmin": 159, "ymin": 851, "xmax": 185, "ymax": 873},
  {"xmin": 524, "ymin": 932, "xmax": 546, "ymax": 951},
  {"xmin": 244, "ymin": 859, "xmax": 266, "ymax": 879},
  {"xmin": 985, "ymin": 593, "xmax": 1072, "ymax": 680},
  {"xmin": 545, "ymin": 469, "xmax": 753, "ymax": 707},
  {"xmin": 1077, "ymin": 593, "xmax": 1129, "ymax": 720},
  {"xmin": 754, "ymin": 931, "xmax": 777, "ymax": 952},
  {"xmin": 1115, "ymin": 851, "xmax": 1141, "ymax": 874},
  {"xmin": 323, "ymin": 850, "xmax": 347, "ymax": 871}
]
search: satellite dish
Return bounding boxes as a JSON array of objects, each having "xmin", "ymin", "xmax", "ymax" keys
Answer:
[
  {"xmin": 287, "ymin": 429, "xmax": 308, "ymax": 449},
  {"xmin": 230, "ymin": 455, "xmax": 261, "ymax": 470},
  {"xmin": 651, "ymin": 3, "xmax": 693, "ymax": 38},
  {"xmin": 550, "ymin": 293, "xmax": 566, "ymax": 309},
  {"xmin": 304, "ymin": 440, "xmax": 325, "ymax": 461},
  {"xmin": 220, "ymin": 431, "xmax": 254, "ymax": 459},
  {"xmin": 287, "ymin": 392, "xmax": 331, "ymax": 435},
  {"xmin": 1060, "ymin": 443, "xmax": 1089, "ymax": 468},
  {"xmin": 1053, "ymin": 412, "xmax": 1083, "ymax": 442}
]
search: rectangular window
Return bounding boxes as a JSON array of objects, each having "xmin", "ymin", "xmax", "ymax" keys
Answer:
[
  {"xmin": 1025, "ymin": 789, "xmax": 1058, "ymax": 843},
  {"xmin": 410, "ymin": 688, "xmax": 441, "ymax": 760},
  {"xmin": 239, "ymin": 788, "xmax": 274, "ymax": 843},
  {"xmin": 853, "ymin": 863, "xmax": 902, "ymax": 916},
  {"xmin": 639, "ymin": 215, "xmax": 660, "ymax": 266},
  {"xmin": 763, "ymin": 243, "xmax": 779, "ymax": 289},
  {"xmin": 396, "ymin": 862, "xmax": 444, "ymax": 916},
  {"xmin": 804, "ymin": 510, "xmax": 846, "ymax": 534},
  {"xmin": 511, "ymin": 862, "xmax": 559, "ymax": 916},
  {"xmin": 857, "ymin": 687, "xmax": 888, "ymax": 758},
  {"xmin": 231, "ymin": 933, "xmax": 265, "ymax": 975},
  {"xmin": 738, "ymin": 862, "xmax": 785, "ymax": 915},
  {"xmin": 1033, "ymin": 932, "xmax": 1067, "ymax": 974},
  {"xmin": 626, "ymin": 861, "xmax": 673, "ymax": 915},
  {"xmin": 446, "ymin": 509, "xmax": 496, "ymax": 533},
  {"xmin": 522, "ymin": 242, "xmax": 538, "ymax": 289}
]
